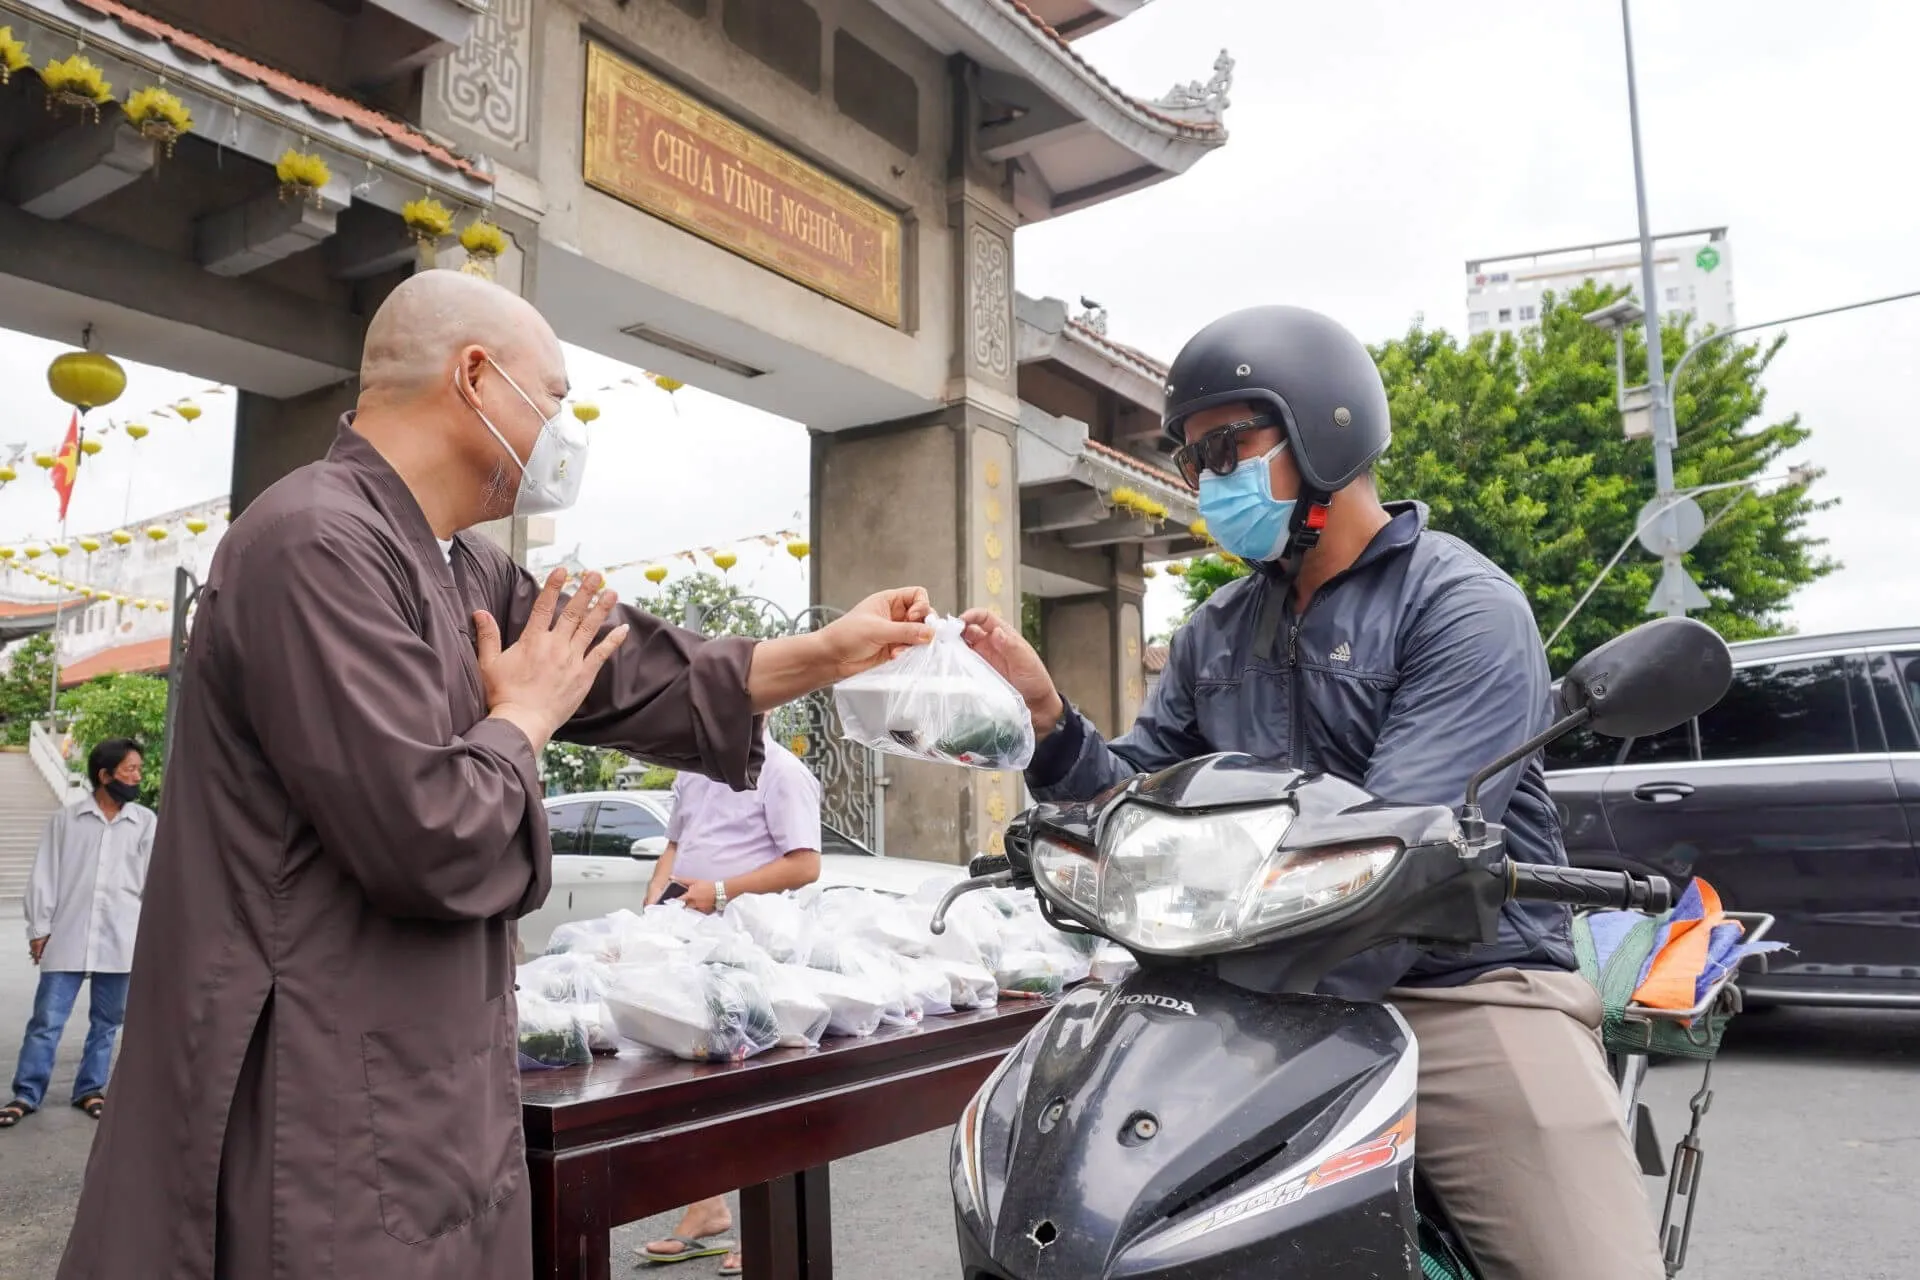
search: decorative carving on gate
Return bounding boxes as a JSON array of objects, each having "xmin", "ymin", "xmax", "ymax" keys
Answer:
[
  {"xmin": 441, "ymin": 0, "xmax": 532, "ymax": 150},
  {"xmin": 968, "ymin": 224, "xmax": 1011, "ymax": 378}
]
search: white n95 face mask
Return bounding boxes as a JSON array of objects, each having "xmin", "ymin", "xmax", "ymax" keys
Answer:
[{"xmin": 461, "ymin": 356, "xmax": 589, "ymax": 516}]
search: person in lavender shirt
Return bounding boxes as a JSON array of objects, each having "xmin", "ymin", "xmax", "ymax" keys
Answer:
[{"xmin": 640, "ymin": 731, "xmax": 822, "ymax": 1273}]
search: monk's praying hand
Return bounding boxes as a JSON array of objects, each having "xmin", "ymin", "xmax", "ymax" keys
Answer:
[{"xmin": 475, "ymin": 568, "xmax": 629, "ymax": 752}]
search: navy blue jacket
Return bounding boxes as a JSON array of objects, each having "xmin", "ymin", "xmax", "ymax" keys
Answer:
[{"xmin": 1027, "ymin": 502, "xmax": 1575, "ymax": 1000}]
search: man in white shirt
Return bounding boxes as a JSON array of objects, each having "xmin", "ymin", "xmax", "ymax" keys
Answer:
[{"xmin": 1, "ymin": 738, "xmax": 156, "ymax": 1128}]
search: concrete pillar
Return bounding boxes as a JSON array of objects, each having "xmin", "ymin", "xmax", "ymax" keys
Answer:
[
  {"xmin": 231, "ymin": 380, "xmax": 358, "ymax": 515},
  {"xmin": 810, "ymin": 165, "xmax": 1022, "ymax": 863},
  {"xmin": 1041, "ymin": 573, "xmax": 1147, "ymax": 741}
]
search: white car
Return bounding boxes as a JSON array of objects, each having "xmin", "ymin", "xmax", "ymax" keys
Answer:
[{"xmin": 515, "ymin": 789, "xmax": 966, "ymax": 955}]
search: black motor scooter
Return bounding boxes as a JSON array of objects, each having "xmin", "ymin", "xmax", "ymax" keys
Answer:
[{"xmin": 932, "ymin": 616, "xmax": 1756, "ymax": 1279}]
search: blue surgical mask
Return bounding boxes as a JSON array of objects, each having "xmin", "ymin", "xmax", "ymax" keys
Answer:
[{"xmin": 1197, "ymin": 443, "xmax": 1296, "ymax": 562}]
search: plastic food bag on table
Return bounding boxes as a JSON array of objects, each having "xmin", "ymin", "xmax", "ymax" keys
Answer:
[
  {"xmin": 811, "ymin": 888, "xmax": 930, "ymax": 958},
  {"xmin": 604, "ymin": 962, "xmax": 782, "ymax": 1064},
  {"xmin": 894, "ymin": 954, "xmax": 955, "ymax": 1017},
  {"xmin": 705, "ymin": 933, "xmax": 778, "ymax": 979},
  {"xmin": 919, "ymin": 889, "xmax": 1006, "ymax": 974},
  {"xmin": 761, "ymin": 965, "xmax": 832, "ymax": 1048},
  {"xmin": 995, "ymin": 949, "xmax": 1076, "ymax": 999},
  {"xmin": 516, "ymin": 990, "xmax": 592, "ymax": 1070},
  {"xmin": 726, "ymin": 892, "xmax": 811, "ymax": 963},
  {"xmin": 542, "ymin": 909, "xmax": 637, "ymax": 960},
  {"xmin": 923, "ymin": 955, "xmax": 999, "ymax": 1009},
  {"xmin": 789, "ymin": 965, "xmax": 889, "ymax": 1039},
  {"xmin": 517, "ymin": 953, "xmax": 621, "ymax": 1053},
  {"xmin": 833, "ymin": 616, "xmax": 1035, "ymax": 770},
  {"xmin": 807, "ymin": 936, "xmax": 919, "ymax": 1027},
  {"xmin": 1089, "ymin": 942, "xmax": 1139, "ymax": 985}
]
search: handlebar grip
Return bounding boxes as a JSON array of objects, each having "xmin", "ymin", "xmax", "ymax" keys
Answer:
[
  {"xmin": 1506, "ymin": 862, "xmax": 1673, "ymax": 913},
  {"xmin": 968, "ymin": 853, "xmax": 1012, "ymax": 879}
]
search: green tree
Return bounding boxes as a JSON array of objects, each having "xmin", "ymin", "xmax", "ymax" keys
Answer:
[
  {"xmin": 59, "ymin": 673, "xmax": 170, "ymax": 807},
  {"xmin": 0, "ymin": 633, "xmax": 56, "ymax": 746},
  {"xmin": 538, "ymin": 741, "xmax": 623, "ymax": 795},
  {"xmin": 1175, "ymin": 281, "xmax": 1834, "ymax": 669}
]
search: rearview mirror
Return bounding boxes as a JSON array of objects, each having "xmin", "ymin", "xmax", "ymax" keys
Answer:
[{"xmin": 1558, "ymin": 617, "xmax": 1731, "ymax": 740}]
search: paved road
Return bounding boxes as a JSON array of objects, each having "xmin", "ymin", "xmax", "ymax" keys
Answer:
[{"xmin": 1, "ymin": 939, "xmax": 1915, "ymax": 1278}]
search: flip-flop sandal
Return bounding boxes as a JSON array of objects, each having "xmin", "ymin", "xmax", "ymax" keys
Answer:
[
  {"xmin": 0, "ymin": 1101, "xmax": 33, "ymax": 1128},
  {"xmin": 718, "ymin": 1254, "xmax": 743, "ymax": 1276},
  {"xmin": 72, "ymin": 1095, "xmax": 104, "ymax": 1119},
  {"xmin": 638, "ymin": 1236, "xmax": 734, "ymax": 1266}
]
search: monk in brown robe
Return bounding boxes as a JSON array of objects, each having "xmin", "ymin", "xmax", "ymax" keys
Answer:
[{"xmin": 54, "ymin": 269, "xmax": 931, "ymax": 1280}]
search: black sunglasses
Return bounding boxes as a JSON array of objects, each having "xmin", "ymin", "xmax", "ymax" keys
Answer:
[{"xmin": 1170, "ymin": 414, "xmax": 1282, "ymax": 488}]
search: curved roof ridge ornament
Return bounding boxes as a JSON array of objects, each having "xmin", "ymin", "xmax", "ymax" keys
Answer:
[{"xmin": 1151, "ymin": 48, "xmax": 1233, "ymax": 123}]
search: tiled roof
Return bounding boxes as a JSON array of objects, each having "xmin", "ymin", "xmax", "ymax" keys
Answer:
[
  {"xmin": 70, "ymin": 0, "xmax": 491, "ymax": 184},
  {"xmin": 1085, "ymin": 438, "xmax": 1192, "ymax": 493},
  {"xmin": 1066, "ymin": 317, "xmax": 1170, "ymax": 378},
  {"xmin": 997, "ymin": 0, "xmax": 1225, "ymax": 138},
  {"xmin": 1143, "ymin": 642, "xmax": 1169, "ymax": 673},
  {"xmin": 58, "ymin": 636, "xmax": 171, "ymax": 686},
  {"xmin": 0, "ymin": 597, "xmax": 89, "ymax": 619}
]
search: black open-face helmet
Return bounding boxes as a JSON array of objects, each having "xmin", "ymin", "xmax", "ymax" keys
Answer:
[{"xmin": 1162, "ymin": 305, "xmax": 1390, "ymax": 496}]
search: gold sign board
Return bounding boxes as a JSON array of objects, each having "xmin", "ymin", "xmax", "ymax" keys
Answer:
[{"xmin": 583, "ymin": 43, "xmax": 903, "ymax": 327}]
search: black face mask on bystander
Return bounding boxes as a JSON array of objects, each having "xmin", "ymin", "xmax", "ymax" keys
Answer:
[{"xmin": 104, "ymin": 779, "xmax": 140, "ymax": 804}]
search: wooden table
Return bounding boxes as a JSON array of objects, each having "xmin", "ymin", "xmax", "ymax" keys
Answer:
[{"xmin": 521, "ymin": 1001, "xmax": 1051, "ymax": 1280}]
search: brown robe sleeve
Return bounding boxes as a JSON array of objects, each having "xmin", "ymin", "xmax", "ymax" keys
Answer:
[
  {"xmin": 234, "ymin": 510, "xmax": 549, "ymax": 920},
  {"xmin": 495, "ymin": 561, "xmax": 767, "ymax": 790}
]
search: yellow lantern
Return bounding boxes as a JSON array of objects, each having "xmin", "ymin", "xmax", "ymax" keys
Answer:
[
  {"xmin": 125, "ymin": 423, "xmax": 150, "ymax": 441},
  {"xmin": 571, "ymin": 402, "xmax": 600, "ymax": 424},
  {"xmin": 50, "ymin": 542, "xmax": 69, "ymax": 558},
  {"xmin": 79, "ymin": 438, "xmax": 102, "ymax": 456},
  {"xmin": 712, "ymin": 551, "xmax": 737, "ymax": 572},
  {"xmin": 174, "ymin": 400, "xmax": 202, "ymax": 422},
  {"xmin": 33, "ymin": 452, "xmax": 55, "ymax": 469},
  {"xmin": 652, "ymin": 374, "xmax": 684, "ymax": 394},
  {"xmin": 145, "ymin": 526, "xmax": 168, "ymax": 542},
  {"xmin": 114, "ymin": 594, "xmax": 128, "ymax": 605},
  {"xmin": 643, "ymin": 565, "xmax": 668, "ymax": 585},
  {"xmin": 78, "ymin": 536, "xmax": 100, "ymax": 554},
  {"xmin": 786, "ymin": 539, "xmax": 810, "ymax": 561},
  {"xmin": 0, "ymin": 465, "xmax": 13, "ymax": 483},
  {"xmin": 133, "ymin": 599, "xmax": 149, "ymax": 610},
  {"xmin": 220, "ymin": 509, "xmax": 231, "ymax": 522},
  {"xmin": 185, "ymin": 517, "xmax": 209, "ymax": 535},
  {"xmin": 110, "ymin": 529, "xmax": 132, "ymax": 545},
  {"xmin": 46, "ymin": 348, "xmax": 127, "ymax": 411},
  {"xmin": 23, "ymin": 545, "xmax": 42, "ymax": 560},
  {"xmin": 1143, "ymin": 565, "xmax": 1159, "ymax": 579},
  {"xmin": 1189, "ymin": 518, "xmax": 1210, "ymax": 541},
  {"xmin": 1165, "ymin": 561, "xmax": 1188, "ymax": 577},
  {"xmin": 0, "ymin": 548, "xmax": 13, "ymax": 561}
]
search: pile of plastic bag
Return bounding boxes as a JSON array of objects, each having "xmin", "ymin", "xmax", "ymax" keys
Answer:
[
  {"xmin": 833, "ymin": 616, "xmax": 1035, "ymax": 771},
  {"xmin": 517, "ymin": 877, "xmax": 1106, "ymax": 1068}
]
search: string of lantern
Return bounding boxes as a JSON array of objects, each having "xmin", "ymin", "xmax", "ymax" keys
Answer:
[{"xmin": 557, "ymin": 528, "xmax": 813, "ymax": 591}]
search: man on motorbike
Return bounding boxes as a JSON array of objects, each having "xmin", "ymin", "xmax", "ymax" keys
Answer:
[{"xmin": 960, "ymin": 305, "xmax": 1663, "ymax": 1280}]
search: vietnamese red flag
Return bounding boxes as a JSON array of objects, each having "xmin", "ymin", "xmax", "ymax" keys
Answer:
[{"xmin": 52, "ymin": 411, "xmax": 79, "ymax": 522}]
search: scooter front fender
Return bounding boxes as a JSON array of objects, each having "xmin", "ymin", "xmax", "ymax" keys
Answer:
[{"xmin": 952, "ymin": 968, "xmax": 1420, "ymax": 1279}]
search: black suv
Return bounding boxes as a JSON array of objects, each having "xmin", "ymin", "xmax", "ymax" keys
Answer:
[{"xmin": 1546, "ymin": 626, "xmax": 1920, "ymax": 1008}]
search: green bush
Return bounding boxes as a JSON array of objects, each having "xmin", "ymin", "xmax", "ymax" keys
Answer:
[
  {"xmin": 538, "ymin": 741, "xmax": 623, "ymax": 794},
  {"xmin": 59, "ymin": 673, "xmax": 169, "ymax": 807}
]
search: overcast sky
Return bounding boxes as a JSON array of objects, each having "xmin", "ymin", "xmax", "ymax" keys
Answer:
[{"xmin": 1, "ymin": 0, "xmax": 1913, "ymax": 638}]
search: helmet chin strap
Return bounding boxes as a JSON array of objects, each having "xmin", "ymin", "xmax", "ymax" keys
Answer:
[{"xmin": 1257, "ymin": 488, "xmax": 1333, "ymax": 587}]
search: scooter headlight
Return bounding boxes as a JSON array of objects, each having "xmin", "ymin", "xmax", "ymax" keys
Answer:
[{"xmin": 1032, "ymin": 802, "xmax": 1401, "ymax": 955}]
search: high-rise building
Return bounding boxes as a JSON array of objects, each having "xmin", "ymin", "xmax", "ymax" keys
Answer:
[{"xmin": 1465, "ymin": 227, "xmax": 1733, "ymax": 339}]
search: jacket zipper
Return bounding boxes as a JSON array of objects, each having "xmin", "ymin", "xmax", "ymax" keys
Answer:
[{"xmin": 1286, "ymin": 588, "xmax": 1334, "ymax": 768}]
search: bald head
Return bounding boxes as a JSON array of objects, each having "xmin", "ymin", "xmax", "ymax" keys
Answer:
[{"xmin": 361, "ymin": 268, "xmax": 559, "ymax": 397}]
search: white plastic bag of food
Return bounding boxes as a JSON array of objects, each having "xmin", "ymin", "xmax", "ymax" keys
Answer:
[
  {"xmin": 1089, "ymin": 942, "xmax": 1139, "ymax": 985},
  {"xmin": 790, "ymin": 965, "xmax": 889, "ymax": 1039},
  {"xmin": 604, "ymin": 962, "xmax": 782, "ymax": 1063},
  {"xmin": 726, "ymin": 892, "xmax": 811, "ymax": 963},
  {"xmin": 921, "ymin": 889, "xmax": 1006, "ymax": 973},
  {"xmin": 996, "ymin": 949, "xmax": 1075, "ymax": 999},
  {"xmin": 517, "ymin": 953, "xmax": 621, "ymax": 1053},
  {"xmin": 833, "ymin": 616, "xmax": 1034, "ymax": 770},
  {"xmin": 542, "ymin": 911, "xmax": 633, "ymax": 960},
  {"xmin": 894, "ymin": 954, "xmax": 955, "ymax": 1017},
  {"xmin": 807, "ymin": 937, "xmax": 919, "ymax": 1027},
  {"xmin": 761, "ymin": 965, "xmax": 832, "ymax": 1048},
  {"xmin": 811, "ymin": 888, "xmax": 930, "ymax": 958},
  {"xmin": 924, "ymin": 955, "xmax": 999, "ymax": 1009},
  {"xmin": 516, "ymin": 990, "xmax": 592, "ymax": 1070}
]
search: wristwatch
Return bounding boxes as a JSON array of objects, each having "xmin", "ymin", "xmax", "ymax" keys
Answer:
[{"xmin": 713, "ymin": 880, "xmax": 728, "ymax": 914}]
